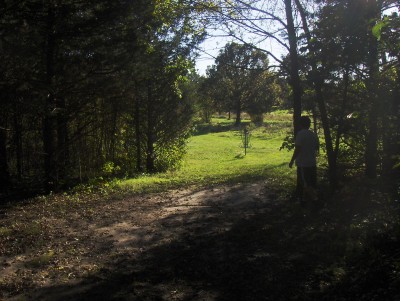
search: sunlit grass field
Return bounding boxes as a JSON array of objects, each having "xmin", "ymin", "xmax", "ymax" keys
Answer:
[{"xmin": 119, "ymin": 111, "xmax": 296, "ymax": 193}]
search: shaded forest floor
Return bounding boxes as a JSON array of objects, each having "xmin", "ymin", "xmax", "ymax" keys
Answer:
[{"xmin": 1, "ymin": 179, "xmax": 399, "ymax": 301}]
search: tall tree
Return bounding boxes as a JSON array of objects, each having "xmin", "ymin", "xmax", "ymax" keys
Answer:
[
  {"xmin": 364, "ymin": 0, "xmax": 384, "ymax": 178},
  {"xmin": 284, "ymin": 0, "xmax": 303, "ymax": 135},
  {"xmin": 373, "ymin": 9, "xmax": 400, "ymax": 176},
  {"xmin": 209, "ymin": 42, "xmax": 274, "ymax": 125}
]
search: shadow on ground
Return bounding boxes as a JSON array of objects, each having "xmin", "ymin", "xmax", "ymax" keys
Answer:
[{"xmin": 18, "ymin": 183, "xmax": 400, "ymax": 301}]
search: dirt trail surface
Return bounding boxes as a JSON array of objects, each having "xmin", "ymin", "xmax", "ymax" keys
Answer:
[
  {"xmin": 1, "ymin": 181, "xmax": 399, "ymax": 300},
  {"xmin": 1, "ymin": 182, "xmax": 276, "ymax": 300}
]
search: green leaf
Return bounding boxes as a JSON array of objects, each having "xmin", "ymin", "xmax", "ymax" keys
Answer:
[{"xmin": 372, "ymin": 18, "xmax": 388, "ymax": 41}]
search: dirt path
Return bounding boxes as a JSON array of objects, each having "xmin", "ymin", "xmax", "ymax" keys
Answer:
[
  {"xmin": 1, "ymin": 181, "xmax": 280, "ymax": 300},
  {"xmin": 1, "ymin": 181, "xmax": 399, "ymax": 301}
]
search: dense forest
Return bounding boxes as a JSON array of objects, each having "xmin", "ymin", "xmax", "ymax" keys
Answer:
[{"xmin": 1, "ymin": 0, "xmax": 399, "ymax": 194}]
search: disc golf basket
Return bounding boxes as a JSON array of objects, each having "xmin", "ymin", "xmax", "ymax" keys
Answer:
[{"xmin": 241, "ymin": 126, "xmax": 251, "ymax": 155}]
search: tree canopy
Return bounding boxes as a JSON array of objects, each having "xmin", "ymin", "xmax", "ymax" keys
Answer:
[{"xmin": 204, "ymin": 42, "xmax": 280, "ymax": 125}]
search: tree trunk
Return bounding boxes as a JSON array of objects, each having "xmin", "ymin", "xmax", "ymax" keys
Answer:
[
  {"xmin": 13, "ymin": 101, "xmax": 23, "ymax": 180},
  {"xmin": 284, "ymin": 0, "xmax": 302, "ymax": 136},
  {"xmin": 109, "ymin": 100, "xmax": 118, "ymax": 162},
  {"xmin": 146, "ymin": 82, "xmax": 155, "ymax": 172},
  {"xmin": 43, "ymin": 4, "xmax": 56, "ymax": 188},
  {"xmin": 382, "ymin": 61, "xmax": 400, "ymax": 176},
  {"xmin": 315, "ymin": 81, "xmax": 337, "ymax": 187},
  {"xmin": 334, "ymin": 67, "xmax": 350, "ymax": 166},
  {"xmin": 43, "ymin": 103, "xmax": 56, "ymax": 186},
  {"xmin": 134, "ymin": 92, "xmax": 143, "ymax": 172},
  {"xmin": 56, "ymin": 97, "xmax": 68, "ymax": 181},
  {"xmin": 0, "ymin": 119, "xmax": 10, "ymax": 191},
  {"xmin": 312, "ymin": 104, "xmax": 317, "ymax": 134},
  {"xmin": 235, "ymin": 97, "xmax": 241, "ymax": 126},
  {"xmin": 365, "ymin": 2, "xmax": 381, "ymax": 178},
  {"xmin": 365, "ymin": 70, "xmax": 379, "ymax": 177}
]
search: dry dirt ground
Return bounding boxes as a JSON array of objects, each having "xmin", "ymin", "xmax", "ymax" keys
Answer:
[{"xmin": 1, "ymin": 181, "xmax": 399, "ymax": 300}]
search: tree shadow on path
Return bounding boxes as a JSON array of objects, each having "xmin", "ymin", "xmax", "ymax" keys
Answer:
[{"xmin": 29, "ymin": 182, "xmax": 400, "ymax": 301}]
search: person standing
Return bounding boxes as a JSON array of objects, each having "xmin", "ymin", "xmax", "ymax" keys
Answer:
[{"xmin": 289, "ymin": 116, "xmax": 319, "ymax": 202}]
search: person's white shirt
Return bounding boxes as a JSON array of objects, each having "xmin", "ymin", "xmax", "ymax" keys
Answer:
[{"xmin": 295, "ymin": 129, "xmax": 319, "ymax": 167}]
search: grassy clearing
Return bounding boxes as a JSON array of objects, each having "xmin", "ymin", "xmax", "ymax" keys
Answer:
[{"xmin": 119, "ymin": 111, "xmax": 295, "ymax": 193}]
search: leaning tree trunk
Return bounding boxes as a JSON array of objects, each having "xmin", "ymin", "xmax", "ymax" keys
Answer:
[
  {"xmin": 284, "ymin": 0, "xmax": 302, "ymax": 136},
  {"xmin": 315, "ymin": 80, "xmax": 337, "ymax": 187}
]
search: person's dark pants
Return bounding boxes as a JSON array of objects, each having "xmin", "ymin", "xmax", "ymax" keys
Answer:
[{"xmin": 296, "ymin": 166, "xmax": 317, "ymax": 199}]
